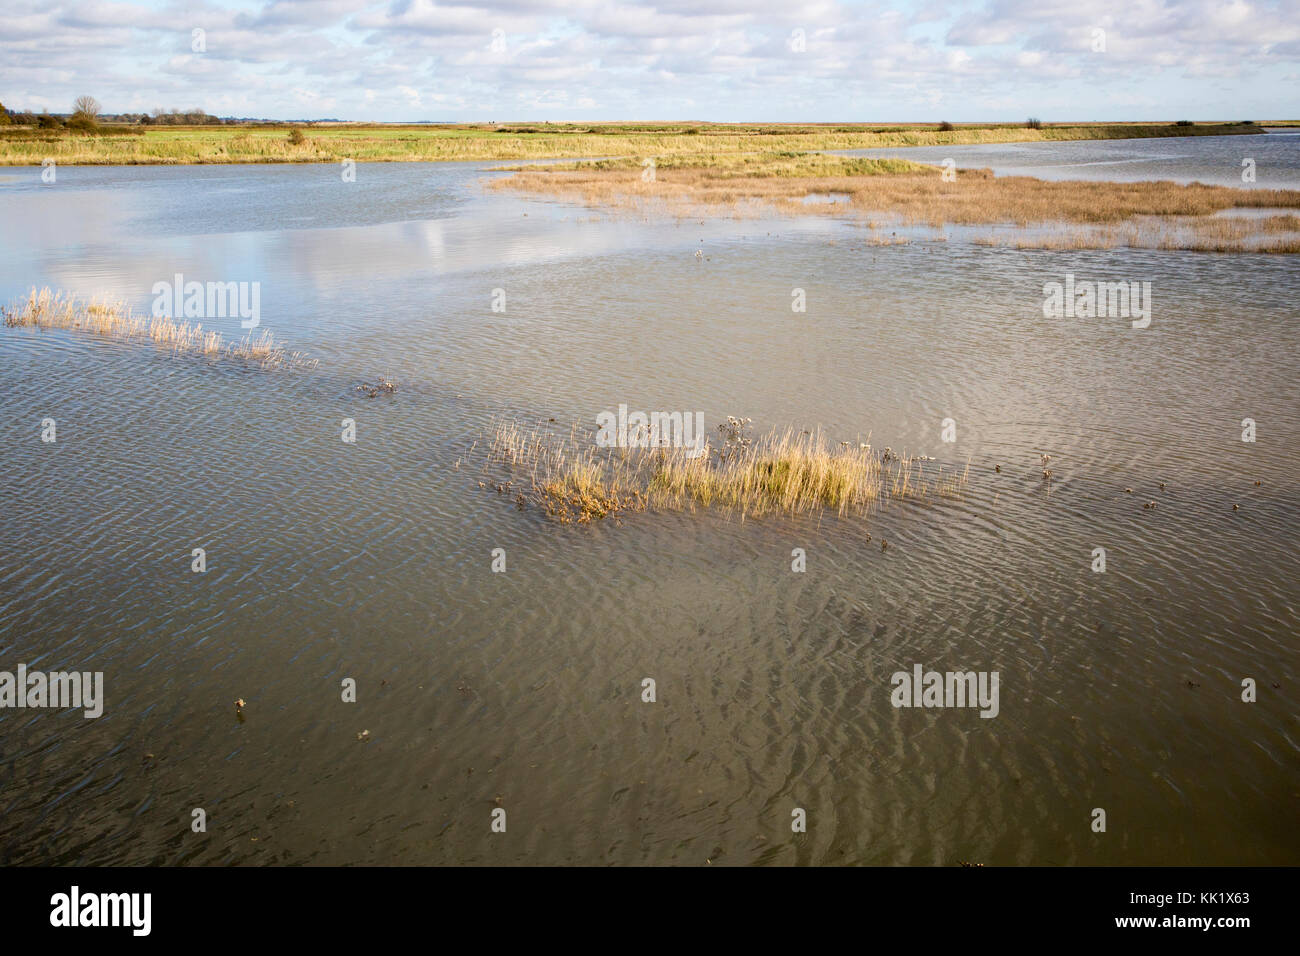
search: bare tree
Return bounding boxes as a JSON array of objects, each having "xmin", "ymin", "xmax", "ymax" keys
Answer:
[{"xmin": 73, "ymin": 95, "xmax": 101, "ymax": 119}]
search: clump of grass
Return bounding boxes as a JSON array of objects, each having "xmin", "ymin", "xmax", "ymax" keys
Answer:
[
  {"xmin": 2, "ymin": 287, "xmax": 317, "ymax": 369},
  {"xmin": 485, "ymin": 417, "xmax": 967, "ymax": 523}
]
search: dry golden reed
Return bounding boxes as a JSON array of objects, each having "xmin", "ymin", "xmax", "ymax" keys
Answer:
[
  {"xmin": 485, "ymin": 417, "xmax": 968, "ymax": 523},
  {"xmin": 494, "ymin": 154, "xmax": 1300, "ymax": 252},
  {"xmin": 2, "ymin": 287, "xmax": 317, "ymax": 369}
]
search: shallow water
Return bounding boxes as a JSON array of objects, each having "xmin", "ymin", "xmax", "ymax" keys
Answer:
[
  {"xmin": 841, "ymin": 128, "xmax": 1300, "ymax": 189},
  {"xmin": 0, "ymin": 135, "xmax": 1297, "ymax": 865}
]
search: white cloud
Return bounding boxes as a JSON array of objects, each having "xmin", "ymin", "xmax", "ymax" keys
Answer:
[{"xmin": 0, "ymin": 0, "xmax": 1295, "ymax": 120}]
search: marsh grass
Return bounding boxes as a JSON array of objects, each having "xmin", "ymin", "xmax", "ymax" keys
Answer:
[
  {"xmin": 494, "ymin": 154, "xmax": 1300, "ymax": 252},
  {"xmin": 972, "ymin": 211, "xmax": 1300, "ymax": 252},
  {"xmin": 0, "ymin": 121, "xmax": 1264, "ymax": 167},
  {"xmin": 486, "ymin": 417, "xmax": 967, "ymax": 523},
  {"xmin": 2, "ymin": 287, "xmax": 317, "ymax": 370}
]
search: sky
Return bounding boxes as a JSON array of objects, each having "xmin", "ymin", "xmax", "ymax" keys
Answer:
[{"xmin": 2, "ymin": 0, "xmax": 1298, "ymax": 121}]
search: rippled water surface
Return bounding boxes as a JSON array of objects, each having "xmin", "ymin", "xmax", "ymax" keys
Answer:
[{"xmin": 0, "ymin": 136, "xmax": 1297, "ymax": 865}]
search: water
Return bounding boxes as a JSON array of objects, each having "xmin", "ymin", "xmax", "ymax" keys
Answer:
[
  {"xmin": 0, "ymin": 136, "xmax": 1296, "ymax": 865},
  {"xmin": 840, "ymin": 128, "xmax": 1300, "ymax": 188}
]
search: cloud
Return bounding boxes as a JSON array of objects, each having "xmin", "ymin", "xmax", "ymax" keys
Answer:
[{"xmin": 0, "ymin": 0, "xmax": 1296, "ymax": 120}]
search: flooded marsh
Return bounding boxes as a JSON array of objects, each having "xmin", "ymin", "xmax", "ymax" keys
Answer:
[{"xmin": 1, "ymin": 133, "xmax": 1297, "ymax": 867}]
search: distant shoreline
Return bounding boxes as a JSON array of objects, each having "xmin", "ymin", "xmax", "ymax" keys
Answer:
[{"xmin": 0, "ymin": 121, "xmax": 1277, "ymax": 167}]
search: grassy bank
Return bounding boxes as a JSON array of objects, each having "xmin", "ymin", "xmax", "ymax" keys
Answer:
[{"xmin": 0, "ymin": 121, "xmax": 1266, "ymax": 166}]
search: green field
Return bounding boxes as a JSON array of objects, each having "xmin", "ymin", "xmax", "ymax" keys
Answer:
[{"xmin": 0, "ymin": 121, "xmax": 1273, "ymax": 166}]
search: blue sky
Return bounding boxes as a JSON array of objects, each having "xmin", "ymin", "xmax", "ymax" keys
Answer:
[{"xmin": 3, "ymin": 0, "xmax": 1297, "ymax": 121}]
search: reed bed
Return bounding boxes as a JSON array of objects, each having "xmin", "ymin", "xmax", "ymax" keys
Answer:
[
  {"xmin": 972, "ymin": 212, "xmax": 1300, "ymax": 253},
  {"xmin": 494, "ymin": 154, "xmax": 1300, "ymax": 252},
  {"xmin": 2, "ymin": 288, "xmax": 317, "ymax": 369},
  {"xmin": 485, "ymin": 417, "xmax": 967, "ymax": 523}
]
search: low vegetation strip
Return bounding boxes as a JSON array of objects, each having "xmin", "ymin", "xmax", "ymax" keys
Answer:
[{"xmin": 0, "ymin": 121, "xmax": 1266, "ymax": 166}]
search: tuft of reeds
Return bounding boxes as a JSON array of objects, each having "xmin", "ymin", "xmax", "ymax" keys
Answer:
[
  {"xmin": 485, "ymin": 417, "xmax": 968, "ymax": 523},
  {"xmin": 2, "ymin": 287, "xmax": 317, "ymax": 369}
]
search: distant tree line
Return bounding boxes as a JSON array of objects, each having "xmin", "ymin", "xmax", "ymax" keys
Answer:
[
  {"xmin": 0, "ymin": 100, "xmax": 337, "ymax": 127},
  {"xmin": 139, "ymin": 108, "xmax": 227, "ymax": 125},
  {"xmin": 0, "ymin": 99, "xmax": 230, "ymax": 127}
]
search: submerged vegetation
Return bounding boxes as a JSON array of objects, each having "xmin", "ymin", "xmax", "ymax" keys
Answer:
[
  {"xmin": 973, "ymin": 213, "xmax": 1300, "ymax": 253},
  {"xmin": 494, "ymin": 152, "xmax": 1300, "ymax": 253},
  {"xmin": 0, "ymin": 120, "xmax": 1267, "ymax": 166},
  {"xmin": 355, "ymin": 376, "xmax": 398, "ymax": 398},
  {"xmin": 482, "ymin": 417, "xmax": 968, "ymax": 523},
  {"xmin": 2, "ymin": 288, "xmax": 317, "ymax": 370}
]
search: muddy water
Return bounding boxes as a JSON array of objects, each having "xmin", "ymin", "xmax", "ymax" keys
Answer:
[{"xmin": 0, "ymin": 141, "xmax": 1296, "ymax": 865}]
